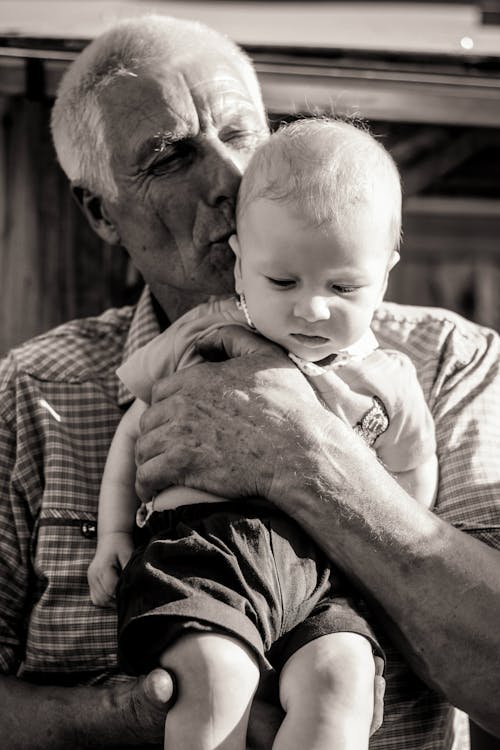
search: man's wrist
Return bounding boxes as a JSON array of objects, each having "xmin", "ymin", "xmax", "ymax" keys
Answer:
[{"xmin": 0, "ymin": 675, "xmax": 161, "ymax": 750}]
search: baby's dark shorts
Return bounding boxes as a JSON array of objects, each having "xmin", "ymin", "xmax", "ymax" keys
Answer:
[{"xmin": 117, "ymin": 498, "xmax": 383, "ymax": 677}]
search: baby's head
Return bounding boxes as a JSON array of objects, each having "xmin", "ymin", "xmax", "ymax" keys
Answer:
[{"xmin": 229, "ymin": 117, "xmax": 402, "ymax": 362}]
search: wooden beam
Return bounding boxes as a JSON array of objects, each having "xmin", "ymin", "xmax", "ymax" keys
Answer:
[{"xmin": 400, "ymin": 131, "xmax": 494, "ymax": 196}]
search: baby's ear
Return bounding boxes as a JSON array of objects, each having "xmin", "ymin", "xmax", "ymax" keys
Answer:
[
  {"xmin": 229, "ymin": 235, "xmax": 244, "ymax": 294},
  {"xmin": 378, "ymin": 250, "xmax": 401, "ymax": 306},
  {"xmin": 228, "ymin": 233, "xmax": 240, "ymax": 257}
]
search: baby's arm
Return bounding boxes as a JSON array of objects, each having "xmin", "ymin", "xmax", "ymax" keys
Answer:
[
  {"xmin": 392, "ymin": 453, "xmax": 439, "ymax": 509},
  {"xmin": 88, "ymin": 399, "xmax": 146, "ymax": 607},
  {"xmin": 374, "ymin": 353, "xmax": 439, "ymax": 509}
]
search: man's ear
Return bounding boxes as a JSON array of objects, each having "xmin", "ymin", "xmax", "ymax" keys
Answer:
[
  {"xmin": 229, "ymin": 234, "xmax": 244, "ymax": 294},
  {"xmin": 71, "ymin": 185, "xmax": 121, "ymax": 245}
]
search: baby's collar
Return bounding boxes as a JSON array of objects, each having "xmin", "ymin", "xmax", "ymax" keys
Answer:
[
  {"xmin": 336, "ymin": 328, "xmax": 379, "ymax": 360},
  {"xmin": 288, "ymin": 329, "xmax": 379, "ymax": 374}
]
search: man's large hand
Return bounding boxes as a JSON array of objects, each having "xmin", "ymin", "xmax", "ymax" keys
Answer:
[
  {"xmin": 121, "ymin": 668, "xmax": 175, "ymax": 744},
  {"xmin": 134, "ymin": 331, "xmax": 347, "ymax": 504},
  {"xmin": 0, "ymin": 669, "xmax": 174, "ymax": 749}
]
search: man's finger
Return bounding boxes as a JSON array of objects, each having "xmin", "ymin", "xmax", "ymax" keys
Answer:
[
  {"xmin": 196, "ymin": 325, "xmax": 280, "ymax": 361},
  {"xmin": 149, "ymin": 368, "xmax": 187, "ymax": 404},
  {"xmin": 135, "ymin": 451, "xmax": 178, "ymax": 501},
  {"xmin": 142, "ymin": 668, "xmax": 176, "ymax": 708},
  {"xmin": 135, "ymin": 418, "xmax": 174, "ymax": 466}
]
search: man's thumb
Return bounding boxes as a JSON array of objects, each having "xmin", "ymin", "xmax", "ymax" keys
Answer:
[
  {"xmin": 196, "ymin": 325, "xmax": 278, "ymax": 361},
  {"xmin": 142, "ymin": 668, "xmax": 175, "ymax": 707}
]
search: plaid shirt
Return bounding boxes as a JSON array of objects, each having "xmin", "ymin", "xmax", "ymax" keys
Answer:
[{"xmin": 1, "ymin": 288, "xmax": 499, "ymax": 749}]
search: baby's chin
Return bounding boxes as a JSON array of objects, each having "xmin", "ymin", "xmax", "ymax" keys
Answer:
[{"xmin": 287, "ymin": 345, "xmax": 339, "ymax": 363}]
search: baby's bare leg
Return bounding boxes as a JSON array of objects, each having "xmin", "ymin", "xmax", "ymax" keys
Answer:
[
  {"xmin": 159, "ymin": 632, "xmax": 260, "ymax": 750},
  {"xmin": 274, "ymin": 632, "xmax": 376, "ymax": 750}
]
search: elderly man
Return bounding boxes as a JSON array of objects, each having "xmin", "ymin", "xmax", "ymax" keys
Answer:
[{"xmin": 0, "ymin": 13, "xmax": 499, "ymax": 750}]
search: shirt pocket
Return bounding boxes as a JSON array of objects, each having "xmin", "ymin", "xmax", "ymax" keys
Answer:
[{"xmin": 23, "ymin": 509, "xmax": 118, "ymax": 676}]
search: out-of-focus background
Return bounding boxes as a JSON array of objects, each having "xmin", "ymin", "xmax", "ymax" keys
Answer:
[
  {"xmin": 0, "ymin": 2, "xmax": 499, "ymax": 748},
  {"xmin": 0, "ymin": 1, "xmax": 499, "ymax": 356}
]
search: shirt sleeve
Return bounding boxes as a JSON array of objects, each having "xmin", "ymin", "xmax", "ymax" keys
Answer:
[
  {"xmin": 375, "ymin": 354, "xmax": 437, "ymax": 473},
  {"xmin": 0, "ymin": 365, "xmax": 33, "ymax": 673},
  {"xmin": 117, "ymin": 298, "xmax": 245, "ymax": 403},
  {"xmin": 116, "ymin": 326, "xmax": 180, "ymax": 403},
  {"xmin": 431, "ymin": 324, "xmax": 500, "ymax": 545}
]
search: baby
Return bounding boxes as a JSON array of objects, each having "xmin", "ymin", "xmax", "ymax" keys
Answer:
[{"xmin": 89, "ymin": 118, "xmax": 438, "ymax": 750}]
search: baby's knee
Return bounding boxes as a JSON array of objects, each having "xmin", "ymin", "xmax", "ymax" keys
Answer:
[
  {"xmin": 280, "ymin": 632, "xmax": 376, "ymax": 713},
  {"xmin": 160, "ymin": 631, "xmax": 260, "ymax": 698}
]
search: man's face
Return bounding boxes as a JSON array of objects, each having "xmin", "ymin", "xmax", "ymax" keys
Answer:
[
  {"xmin": 98, "ymin": 52, "xmax": 269, "ymax": 319},
  {"xmin": 235, "ymin": 199, "xmax": 398, "ymax": 361}
]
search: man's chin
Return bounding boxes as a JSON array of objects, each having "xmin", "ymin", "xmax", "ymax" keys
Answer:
[{"xmin": 207, "ymin": 246, "xmax": 236, "ymax": 292}]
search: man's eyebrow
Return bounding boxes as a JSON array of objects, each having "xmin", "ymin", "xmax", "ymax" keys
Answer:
[{"xmin": 137, "ymin": 130, "xmax": 189, "ymax": 164}]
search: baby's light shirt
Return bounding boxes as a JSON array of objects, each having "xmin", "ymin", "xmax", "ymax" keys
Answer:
[{"xmin": 117, "ymin": 295, "xmax": 436, "ymax": 474}]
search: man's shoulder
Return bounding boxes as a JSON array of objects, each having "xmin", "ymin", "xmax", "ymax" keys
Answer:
[
  {"xmin": 374, "ymin": 301, "xmax": 497, "ymax": 365},
  {"xmin": 0, "ymin": 305, "xmax": 135, "ymax": 390}
]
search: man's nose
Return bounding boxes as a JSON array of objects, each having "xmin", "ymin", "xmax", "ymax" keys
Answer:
[
  {"xmin": 293, "ymin": 296, "xmax": 331, "ymax": 323},
  {"xmin": 204, "ymin": 140, "xmax": 245, "ymax": 209}
]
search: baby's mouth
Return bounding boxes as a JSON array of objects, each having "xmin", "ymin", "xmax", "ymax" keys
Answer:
[{"xmin": 290, "ymin": 333, "xmax": 330, "ymax": 346}]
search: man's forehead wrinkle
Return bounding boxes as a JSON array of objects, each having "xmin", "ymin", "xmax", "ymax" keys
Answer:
[
  {"xmin": 118, "ymin": 70, "xmax": 199, "ymax": 166},
  {"xmin": 193, "ymin": 91, "xmax": 258, "ymax": 134},
  {"xmin": 191, "ymin": 74, "xmax": 253, "ymax": 105}
]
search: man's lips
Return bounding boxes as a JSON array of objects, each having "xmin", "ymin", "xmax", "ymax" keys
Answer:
[
  {"xmin": 208, "ymin": 229, "xmax": 235, "ymax": 247},
  {"xmin": 290, "ymin": 333, "xmax": 330, "ymax": 346}
]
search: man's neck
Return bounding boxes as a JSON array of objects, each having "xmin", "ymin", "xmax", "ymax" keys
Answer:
[
  {"xmin": 150, "ymin": 294, "xmax": 170, "ymax": 332},
  {"xmin": 149, "ymin": 283, "xmax": 212, "ymax": 327}
]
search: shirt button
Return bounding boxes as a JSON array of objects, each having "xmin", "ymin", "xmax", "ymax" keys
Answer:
[{"xmin": 81, "ymin": 520, "xmax": 97, "ymax": 539}]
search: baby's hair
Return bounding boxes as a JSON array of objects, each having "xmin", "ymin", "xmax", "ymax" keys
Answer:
[
  {"xmin": 51, "ymin": 14, "xmax": 264, "ymax": 201},
  {"xmin": 237, "ymin": 117, "xmax": 402, "ymax": 252}
]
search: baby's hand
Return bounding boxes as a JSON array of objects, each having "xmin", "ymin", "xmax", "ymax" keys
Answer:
[{"xmin": 87, "ymin": 532, "xmax": 135, "ymax": 607}]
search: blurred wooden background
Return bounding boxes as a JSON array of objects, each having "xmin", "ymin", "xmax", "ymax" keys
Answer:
[
  {"xmin": 0, "ymin": 1, "xmax": 499, "ymax": 356},
  {"xmin": 1, "ymin": 4, "xmax": 500, "ymax": 747}
]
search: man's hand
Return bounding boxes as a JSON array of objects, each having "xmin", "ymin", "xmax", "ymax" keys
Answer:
[
  {"xmin": 115, "ymin": 669, "xmax": 175, "ymax": 745},
  {"xmin": 195, "ymin": 325, "xmax": 282, "ymax": 361},
  {"xmin": 0, "ymin": 668, "xmax": 174, "ymax": 749},
  {"xmin": 134, "ymin": 339, "xmax": 347, "ymax": 505}
]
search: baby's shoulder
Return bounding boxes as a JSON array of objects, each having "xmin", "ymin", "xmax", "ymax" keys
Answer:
[
  {"xmin": 368, "ymin": 347, "xmax": 417, "ymax": 378},
  {"xmin": 362, "ymin": 348, "xmax": 423, "ymax": 410}
]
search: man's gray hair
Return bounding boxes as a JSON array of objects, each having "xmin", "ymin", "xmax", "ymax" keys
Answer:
[{"xmin": 51, "ymin": 15, "xmax": 264, "ymax": 201}]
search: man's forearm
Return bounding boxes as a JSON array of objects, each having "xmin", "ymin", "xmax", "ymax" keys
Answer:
[
  {"xmin": 1, "ymin": 676, "xmax": 114, "ymax": 749},
  {"xmin": 0, "ymin": 673, "xmax": 167, "ymax": 749},
  {"xmin": 0, "ymin": 673, "xmax": 284, "ymax": 750},
  {"xmin": 283, "ymin": 427, "xmax": 500, "ymax": 736}
]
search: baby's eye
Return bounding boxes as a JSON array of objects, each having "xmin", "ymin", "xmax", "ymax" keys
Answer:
[
  {"xmin": 267, "ymin": 277, "xmax": 295, "ymax": 288},
  {"xmin": 332, "ymin": 284, "xmax": 357, "ymax": 294}
]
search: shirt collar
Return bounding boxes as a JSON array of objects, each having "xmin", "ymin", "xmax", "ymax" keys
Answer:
[
  {"xmin": 289, "ymin": 328, "xmax": 379, "ymax": 373},
  {"xmin": 117, "ymin": 286, "xmax": 162, "ymax": 406},
  {"xmin": 336, "ymin": 328, "xmax": 379, "ymax": 361}
]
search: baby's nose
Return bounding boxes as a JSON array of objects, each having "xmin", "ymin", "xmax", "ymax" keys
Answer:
[{"xmin": 293, "ymin": 296, "xmax": 331, "ymax": 322}]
